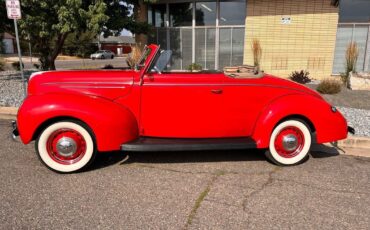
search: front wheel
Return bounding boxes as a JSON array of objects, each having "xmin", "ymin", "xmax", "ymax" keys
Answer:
[
  {"xmin": 35, "ymin": 121, "xmax": 97, "ymax": 173},
  {"xmin": 265, "ymin": 120, "xmax": 311, "ymax": 166}
]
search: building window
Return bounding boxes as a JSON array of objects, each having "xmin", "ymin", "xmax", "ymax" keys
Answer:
[
  {"xmin": 339, "ymin": 0, "xmax": 370, "ymax": 22},
  {"xmin": 169, "ymin": 3, "xmax": 193, "ymax": 27},
  {"xmin": 333, "ymin": 25, "xmax": 370, "ymax": 74},
  {"xmin": 195, "ymin": 28, "xmax": 216, "ymax": 69},
  {"xmin": 219, "ymin": 27, "xmax": 245, "ymax": 69},
  {"xmin": 149, "ymin": 1, "xmax": 246, "ymax": 70},
  {"xmin": 148, "ymin": 4, "xmax": 167, "ymax": 27},
  {"xmin": 219, "ymin": 0, "xmax": 246, "ymax": 25},
  {"xmin": 196, "ymin": 2, "xmax": 217, "ymax": 26}
]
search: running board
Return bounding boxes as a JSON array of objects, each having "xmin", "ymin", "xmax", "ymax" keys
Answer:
[{"xmin": 121, "ymin": 137, "xmax": 256, "ymax": 152}]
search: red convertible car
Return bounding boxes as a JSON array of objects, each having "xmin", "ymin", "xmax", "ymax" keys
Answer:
[{"xmin": 13, "ymin": 44, "xmax": 353, "ymax": 173}]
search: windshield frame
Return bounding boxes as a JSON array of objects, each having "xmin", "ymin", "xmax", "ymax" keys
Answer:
[{"xmin": 136, "ymin": 46, "xmax": 152, "ymax": 71}]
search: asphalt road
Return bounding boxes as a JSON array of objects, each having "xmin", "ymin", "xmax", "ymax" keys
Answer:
[
  {"xmin": 22, "ymin": 57, "xmax": 128, "ymax": 70},
  {"xmin": 0, "ymin": 119, "xmax": 369, "ymax": 229}
]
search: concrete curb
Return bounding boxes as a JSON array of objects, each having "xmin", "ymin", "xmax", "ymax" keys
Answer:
[
  {"xmin": 0, "ymin": 106, "xmax": 369, "ymax": 157},
  {"xmin": 0, "ymin": 107, "xmax": 18, "ymax": 119},
  {"xmin": 337, "ymin": 136, "xmax": 370, "ymax": 150}
]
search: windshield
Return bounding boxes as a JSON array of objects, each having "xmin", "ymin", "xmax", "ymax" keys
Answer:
[
  {"xmin": 136, "ymin": 47, "xmax": 152, "ymax": 70},
  {"xmin": 96, "ymin": 51, "xmax": 104, "ymax": 54}
]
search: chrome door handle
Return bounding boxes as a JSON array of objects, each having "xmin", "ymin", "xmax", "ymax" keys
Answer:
[{"xmin": 211, "ymin": 89, "xmax": 223, "ymax": 94}]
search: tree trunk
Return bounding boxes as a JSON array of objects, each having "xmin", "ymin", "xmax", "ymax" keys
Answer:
[
  {"xmin": 47, "ymin": 33, "xmax": 68, "ymax": 70},
  {"xmin": 134, "ymin": 0, "xmax": 148, "ymax": 48}
]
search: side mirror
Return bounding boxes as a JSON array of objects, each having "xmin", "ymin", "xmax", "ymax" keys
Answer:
[{"xmin": 153, "ymin": 50, "xmax": 172, "ymax": 74}]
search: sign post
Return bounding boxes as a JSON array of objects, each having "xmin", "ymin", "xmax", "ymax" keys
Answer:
[{"xmin": 6, "ymin": 0, "xmax": 27, "ymax": 98}]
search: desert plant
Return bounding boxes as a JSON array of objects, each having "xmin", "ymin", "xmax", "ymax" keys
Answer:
[
  {"xmin": 317, "ymin": 79, "xmax": 342, "ymax": 94},
  {"xmin": 12, "ymin": 61, "xmax": 24, "ymax": 71},
  {"xmin": 187, "ymin": 63, "xmax": 202, "ymax": 72},
  {"xmin": 251, "ymin": 38, "xmax": 262, "ymax": 70},
  {"xmin": 341, "ymin": 41, "xmax": 359, "ymax": 88},
  {"xmin": 102, "ymin": 64, "xmax": 114, "ymax": 69},
  {"xmin": 289, "ymin": 70, "xmax": 311, "ymax": 84},
  {"xmin": 0, "ymin": 58, "xmax": 5, "ymax": 71},
  {"xmin": 126, "ymin": 44, "xmax": 143, "ymax": 69},
  {"xmin": 33, "ymin": 63, "xmax": 40, "ymax": 70}
]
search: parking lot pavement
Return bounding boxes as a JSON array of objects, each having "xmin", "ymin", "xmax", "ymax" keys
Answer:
[
  {"xmin": 21, "ymin": 57, "xmax": 128, "ymax": 70},
  {"xmin": 1, "ymin": 119, "xmax": 369, "ymax": 229}
]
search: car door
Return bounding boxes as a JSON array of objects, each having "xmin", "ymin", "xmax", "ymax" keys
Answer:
[{"xmin": 140, "ymin": 72, "xmax": 226, "ymax": 138}]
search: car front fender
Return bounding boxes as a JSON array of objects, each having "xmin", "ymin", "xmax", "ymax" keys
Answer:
[
  {"xmin": 251, "ymin": 94, "xmax": 348, "ymax": 148},
  {"xmin": 17, "ymin": 93, "xmax": 139, "ymax": 152}
]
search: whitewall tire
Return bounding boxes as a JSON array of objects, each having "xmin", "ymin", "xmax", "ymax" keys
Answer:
[
  {"xmin": 265, "ymin": 120, "xmax": 311, "ymax": 166},
  {"xmin": 36, "ymin": 121, "xmax": 96, "ymax": 173}
]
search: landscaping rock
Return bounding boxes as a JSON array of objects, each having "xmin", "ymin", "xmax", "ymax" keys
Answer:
[{"xmin": 349, "ymin": 72, "xmax": 370, "ymax": 90}]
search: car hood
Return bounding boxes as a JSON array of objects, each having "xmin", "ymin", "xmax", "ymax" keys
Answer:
[{"xmin": 28, "ymin": 70, "xmax": 135, "ymax": 100}]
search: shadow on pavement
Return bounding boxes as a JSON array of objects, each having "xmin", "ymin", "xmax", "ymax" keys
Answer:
[
  {"xmin": 91, "ymin": 144, "xmax": 343, "ymax": 171},
  {"xmin": 91, "ymin": 149, "xmax": 267, "ymax": 170},
  {"xmin": 310, "ymin": 144, "xmax": 340, "ymax": 158}
]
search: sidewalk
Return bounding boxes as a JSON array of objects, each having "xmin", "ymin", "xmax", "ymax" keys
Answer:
[{"xmin": 1, "ymin": 106, "xmax": 369, "ymax": 157}]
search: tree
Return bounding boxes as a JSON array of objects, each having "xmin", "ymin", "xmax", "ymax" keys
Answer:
[
  {"xmin": 0, "ymin": 0, "xmax": 155, "ymax": 69},
  {"xmin": 17, "ymin": 0, "xmax": 108, "ymax": 70},
  {"xmin": 129, "ymin": 0, "xmax": 156, "ymax": 47},
  {"xmin": 63, "ymin": 31, "xmax": 98, "ymax": 58}
]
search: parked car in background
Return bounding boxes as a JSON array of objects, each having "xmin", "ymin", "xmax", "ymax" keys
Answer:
[
  {"xmin": 90, "ymin": 50, "xmax": 115, "ymax": 60},
  {"xmin": 13, "ymin": 44, "xmax": 353, "ymax": 173}
]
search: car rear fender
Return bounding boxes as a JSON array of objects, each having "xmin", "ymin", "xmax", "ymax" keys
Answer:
[
  {"xmin": 17, "ymin": 93, "xmax": 139, "ymax": 152},
  {"xmin": 251, "ymin": 94, "xmax": 347, "ymax": 148}
]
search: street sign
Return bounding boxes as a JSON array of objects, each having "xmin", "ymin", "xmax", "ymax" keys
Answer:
[
  {"xmin": 6, "ymin": 0, "xmax": 22, "ymax": 20},
  {"xmin": 5, "ymin": 0, "xmax": 26, "ymax": 97}
]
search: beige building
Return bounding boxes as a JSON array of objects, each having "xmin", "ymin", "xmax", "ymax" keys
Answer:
[
  {"xmin": 148, "ymin": 0, "xmax": 370, "ymax": 79},
  {"xmin": 244, "ymin": 0, "xmax": 339, "ymax": 79}
]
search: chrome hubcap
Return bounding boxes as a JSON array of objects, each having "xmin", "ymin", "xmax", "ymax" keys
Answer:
[
  {"xmin": 282, "ymin": 134, "xmax": 298, "ymax": 151},
  {"xmin": 56, "ymin": 137, "xmax": 77, "ymax": 157}
]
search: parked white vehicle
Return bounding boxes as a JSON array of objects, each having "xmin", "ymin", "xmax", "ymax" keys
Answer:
[{"xmin": 90, "ymin": 50, "xmax": 115, "ymax": 60}]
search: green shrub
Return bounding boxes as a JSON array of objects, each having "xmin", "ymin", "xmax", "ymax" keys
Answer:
[
  {"xmin": 187, "ymin": 63, "xmax": 202, "ymax": 72},
  {"xmin": 0, "ymin": 58, "xmax": 5, "ymax": 71},
  {"xmin": 317, "ymin": 79, "xmax": 342, "ymax": 94},
  {"xmin": 12, "ymin": 61, "xmax": 24, "ymax": 71},
  {"xmin": 289, "ymin": 70, "xmax": 311, "ymax": 84}
]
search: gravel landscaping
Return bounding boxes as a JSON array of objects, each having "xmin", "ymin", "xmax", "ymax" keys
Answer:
[
  {"xmin": 0, "ymin": 71, "xmax": 33, "ymax": 107},
  {"xmin": 1, "ymin": 73, "xmax": 370, "ymax": 137},
  {"xmin": 337, "ymin": 107, "xmax": 370, "ymax": 137}
]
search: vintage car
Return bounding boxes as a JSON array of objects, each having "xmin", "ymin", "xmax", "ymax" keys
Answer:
[{"xmin": 13, "ymin": 44, "xmax": 353, "ymax": 173}]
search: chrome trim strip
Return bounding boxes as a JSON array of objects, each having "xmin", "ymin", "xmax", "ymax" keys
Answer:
[
  {"xmin": 43, "ymin": 82, "xmax": 129, "ymax": 85},
  {"xmin": 142, "ymin": 83, "xmax": 314, "ymax": 95},
  {"xmin": 142, "ymin": 83, "xmax": 287, "ymax": 87},
  {"xmin": 60, "ymin": 86, "xmax": 126, "ymax": 89}
]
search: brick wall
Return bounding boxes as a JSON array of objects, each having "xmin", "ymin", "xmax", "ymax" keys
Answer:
[{"xmin": 243, "ymin": 0, "xmax": 339, "ymax": 79}]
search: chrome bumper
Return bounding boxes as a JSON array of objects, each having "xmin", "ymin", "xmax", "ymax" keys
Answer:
[
  {"xmin": 12, "ymin": 121, "xmax": 19, "ymax": 141},
  {"xmin": 348, "ymin": 126, "xmax": 355, "ymax": 135}
]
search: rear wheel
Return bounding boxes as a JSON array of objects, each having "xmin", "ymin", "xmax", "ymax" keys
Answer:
[
  {"xmin": 265, "ymin": 120, "xmax": 311, "ymax": 166},
  {"xmin": 35, "ymin": 121, "xmax": 97, "ymax": 173}
]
